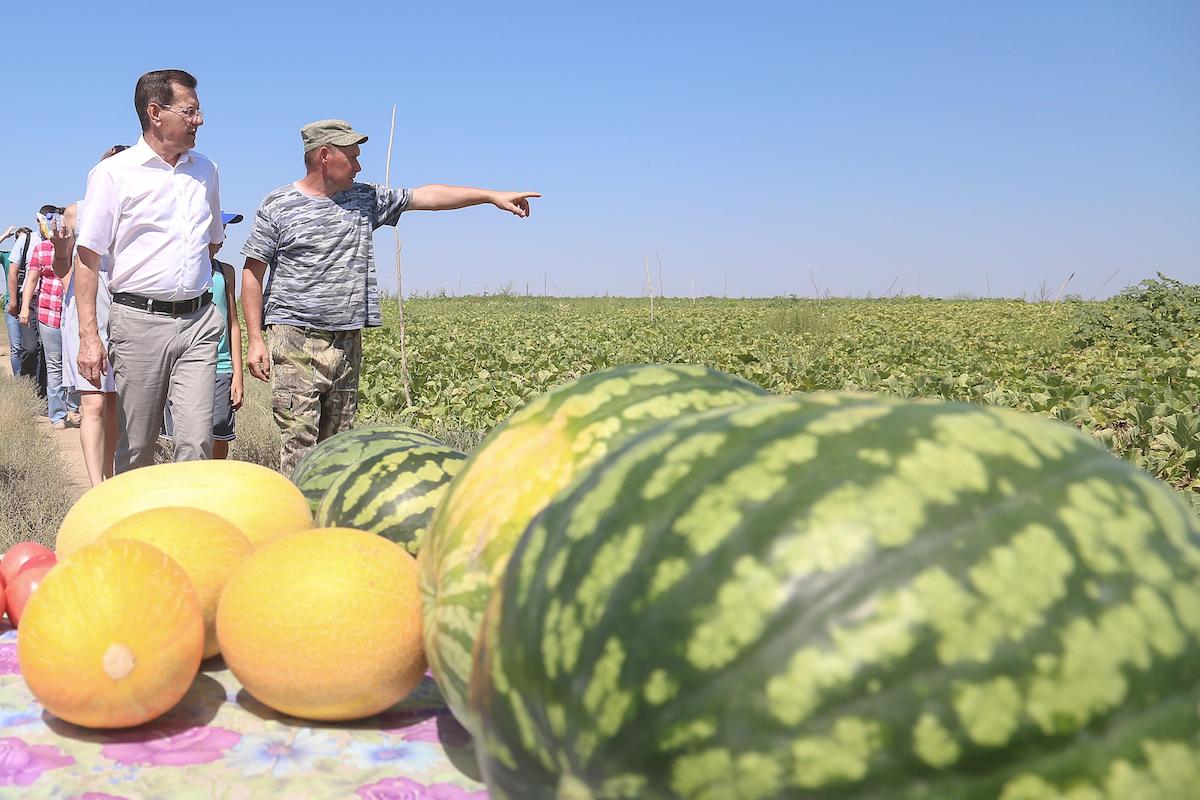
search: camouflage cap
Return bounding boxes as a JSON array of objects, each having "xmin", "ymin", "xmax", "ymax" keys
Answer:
[{"xmin": 300, "ymin": 119, "xmax": 368, "ymax": 153}]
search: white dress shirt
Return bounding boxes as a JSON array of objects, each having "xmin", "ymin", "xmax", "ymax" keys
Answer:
[{"xmin": 75, "ymin": 137, "xmax": 224, "ymax": 301}]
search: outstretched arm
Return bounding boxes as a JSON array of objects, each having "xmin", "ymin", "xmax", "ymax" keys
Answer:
[{"xmin": 408, "ymin": 185, "xmax": 540, "ymax": 217}]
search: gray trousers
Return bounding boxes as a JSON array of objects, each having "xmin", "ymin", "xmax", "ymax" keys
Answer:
[{"xmin": 108, "ymin": 301, "xmax": 224, "ymax": 473}]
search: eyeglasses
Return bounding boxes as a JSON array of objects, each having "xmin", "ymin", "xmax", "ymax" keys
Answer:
[{"xmin": 159, "ymin": 104, "xmax": 204, "ymax": 121}]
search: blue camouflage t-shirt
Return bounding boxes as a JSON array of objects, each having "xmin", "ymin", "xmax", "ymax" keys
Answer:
[{"xmin": 241, "ymin": 182, "xmax": 412, "ymax": 330}]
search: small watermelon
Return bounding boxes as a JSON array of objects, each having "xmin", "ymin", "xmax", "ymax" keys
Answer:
[
  {"xmin": 419, "ymin": 363, "xmax": 770, "ymax": 735},
  {"xmin": 316, "ymin": 445, "xmax": 468, "ymax": 555},
  {"xmin": 290, "ymin": 425, "xmax": 449, "ymax": 513},
  {"xmin": 472, "ymin": 392, "xmax": 1200, "ymax": 800}
]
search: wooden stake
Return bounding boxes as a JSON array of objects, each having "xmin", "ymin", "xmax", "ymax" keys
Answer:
[
  {"xmin": 385, "ymin": 103, "xmax": 412, "ymax": 407},
  {"xmin": 1091, "ymin": 269, "xmax": 1119, "ymax": 301},
  {"xmin": 1051, "ymin": 272, "xmax": 1075, "ymax": 314},
  {"xmin": 644, "ymin": 254, "xmax": 655, "ymax": 323}
]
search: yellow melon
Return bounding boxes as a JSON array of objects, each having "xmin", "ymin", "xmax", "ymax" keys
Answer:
[
  {"xmin": 18, "ymin": 538, "xmax": 205, "ymax": 728},
  {"xmin": 100, "ymin": 506, "xmax": 254, "ymax": 659},
  {"xmin": 56, "ymin": 460, "xmax": 312, "ymax": 554},
  {"xmin": 216, "ymin": 528, "xmax": 425, "ymax": 721}
]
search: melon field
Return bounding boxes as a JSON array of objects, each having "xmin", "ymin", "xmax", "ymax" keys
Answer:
[{"xmin": 358, "ymin": 275, "xmax": 1199, "ymax": 512}]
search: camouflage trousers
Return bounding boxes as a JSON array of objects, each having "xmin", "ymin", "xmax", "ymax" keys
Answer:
[{"xmin": 268, "ymin": 324, "xmax": 362, "ymax": 478}]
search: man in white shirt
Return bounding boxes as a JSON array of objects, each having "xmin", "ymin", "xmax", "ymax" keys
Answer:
[{"xmin": 75, "ymin": 69, "xmax": 226, "ymax": 472}]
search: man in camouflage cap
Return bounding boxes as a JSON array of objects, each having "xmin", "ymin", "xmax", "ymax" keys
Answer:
[{"xmin": 241, "ymin": 119, "xmax": 539, "ymax": 476}]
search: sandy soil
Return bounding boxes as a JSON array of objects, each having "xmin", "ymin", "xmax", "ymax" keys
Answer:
[{"xmin": 0, "ymin": 320, "xmax": 93, "ymax": 502}]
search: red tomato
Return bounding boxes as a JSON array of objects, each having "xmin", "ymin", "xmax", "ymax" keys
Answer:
[
  {"xmin": 1, "ymin": 542, "xmax": 55, "ymax": 587},
  {"xmin": 16, "ymin": 552, "xmax": 56, "ymax": 576},
  {"xmin": 5, "ymin": 566, "xmax": 51, "ymax": 628}
]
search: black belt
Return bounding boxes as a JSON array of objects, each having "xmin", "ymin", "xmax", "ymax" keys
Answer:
[{"xmin": 112, "ymin": 292, "xmax": 212, "ymax": 316}]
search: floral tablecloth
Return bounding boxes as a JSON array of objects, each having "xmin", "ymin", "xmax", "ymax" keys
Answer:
[{"xmin": 0, "ymin": 624, "xmax": 487, "ymax": 799}]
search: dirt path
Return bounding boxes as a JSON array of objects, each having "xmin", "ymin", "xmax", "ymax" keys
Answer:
[{"xmin": 1, "ymin": 322, "xmax": 93, "ymax": 502}]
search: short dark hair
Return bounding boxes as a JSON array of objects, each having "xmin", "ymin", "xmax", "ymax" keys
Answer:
[
  {"xmin": 134, "ymin": 69, "xmax": 198, "ymax": 132},
  {"xmin": 39, "ymin": 204, "xmax": 64, "ymax": 216}
]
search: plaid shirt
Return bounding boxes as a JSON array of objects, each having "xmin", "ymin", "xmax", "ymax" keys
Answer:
[{"xmin": 30, "ymin": 240, "xmax": 66, "ymax": 328}]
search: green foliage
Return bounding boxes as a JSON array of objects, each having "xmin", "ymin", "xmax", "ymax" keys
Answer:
[
  {"xmin": 1070, "ymin": 273, "xmax": 1200, "ymax": 349},
  {"xmin": 357, "ymin": 288, "xmax": 1200, "ymax": 508},
  {"xmin": 761, "ymin": 299, "xmax": 842, "ymax": 337}
]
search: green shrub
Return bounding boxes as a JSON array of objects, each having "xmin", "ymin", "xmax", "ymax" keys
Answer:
[{"xmin": 1070, "ymin": 273, "xmax": 1200, "ymax": 348}]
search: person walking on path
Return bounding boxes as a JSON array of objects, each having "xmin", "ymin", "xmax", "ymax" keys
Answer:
[
  {"xmin": 6, "ymin": 225, "xmax": 45, "ymax": 393},
  {"xmin": 209, "ymin": 212, "xmax": 244, "ymax": 459},
  {"xmin": 240, "ymin": 119, "xmax": 539, "ymax": 476},
  {"xmin": 2, "ymin": 224, "xmax": 25, "ymax": 376},
  {"xmin": 74, "ymin": 69, "xmax": 225, "ymax": 472},
  {"xmin": 60, "ymin": 145, "xmax": 131, "ymax": 484},
  {"xmin": 21, "ymin": 206, "xmax": 80, "ymax": 429}
]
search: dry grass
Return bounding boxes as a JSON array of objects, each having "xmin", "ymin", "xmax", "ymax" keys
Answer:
[
  {"xmin": 229, "ymin": 377, "xmax": 281, "ymax": 469},
  {"xmin": 403, "ymin": 419, "xmax": 488, "ymax": 454},
  {"xmin": 0, "ymin": 378, "xmax": 76, "ymax": 551}
]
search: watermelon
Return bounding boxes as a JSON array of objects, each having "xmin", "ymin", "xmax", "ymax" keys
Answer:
[
  {"xmin": 290, "ymin": 425, "xmax": 449, "ymax": 512},
  {"xmin": 471, "ymin": 392, "xmax": 1200, "ymax": 800},
  {"xmin": 315, "ymin": 445, "xmax": 467, "ymax": 555},
  {"xmin": 418, "ymin": 363, "xmax": 770, "ymax": 735}
]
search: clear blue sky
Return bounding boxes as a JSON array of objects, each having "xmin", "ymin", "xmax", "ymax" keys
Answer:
[{"xmin": 3, "ymin": 1, "xmax": 1197, "ymax": 299}]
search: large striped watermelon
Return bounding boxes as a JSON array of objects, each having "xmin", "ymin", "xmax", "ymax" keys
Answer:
[
  {"xmin": 316, "ymin": 445, "xmax": 467, "ymax": 555},
  {"xmin": 419, "ymin": 364, "xmax": 770, "ymax": 735},
  {"xmin": 471, "ymin": 392, "xmax": 1200, "ymax": 800},
  {"xmin": 290, "ymin": 425, "xmax": 449, "ymax": 513}
]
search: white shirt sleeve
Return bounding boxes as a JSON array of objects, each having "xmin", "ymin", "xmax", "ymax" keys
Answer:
[
  {"xmin": 207, "ymin": 164, "xmax": 225, "ymax": 247},
  {"xmin": 75, "ymin": 163, "xmax": 119, "ymax": 258}
]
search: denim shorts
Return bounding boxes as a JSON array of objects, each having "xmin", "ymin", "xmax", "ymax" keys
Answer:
[{"xmin": 213, "ymin": 372, "xmax": 236, "ymax": 441}]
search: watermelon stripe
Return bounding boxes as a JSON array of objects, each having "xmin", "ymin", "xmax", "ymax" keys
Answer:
[
  {"xmin": 291, "ymin": 425, "xmax": 448, "ymax": 512},
  {"xmin": 419, "ymin": 364, "xmax": 770, "ymax": 735},
  {"xmin": 473, "ymin": 393, "xmax": 1200, "ymax": 799},
  {"xmin": 317, "ymin": 445, "xmax": 465, "ymax": 554}
]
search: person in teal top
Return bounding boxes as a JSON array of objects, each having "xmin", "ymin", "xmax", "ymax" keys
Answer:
[{"xmin": 210, "ymin": 211, "xmax": 245, "ymax": 458}]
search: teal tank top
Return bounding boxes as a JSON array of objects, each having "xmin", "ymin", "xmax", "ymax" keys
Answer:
[{"xmin": 212, "ymin": 261, "xmax": 233, "ymax": 374}]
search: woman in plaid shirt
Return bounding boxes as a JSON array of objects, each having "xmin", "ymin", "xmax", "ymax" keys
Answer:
[{"xmin": 20, "ymin": 206, "xmax": 80, "ymax": 429}]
